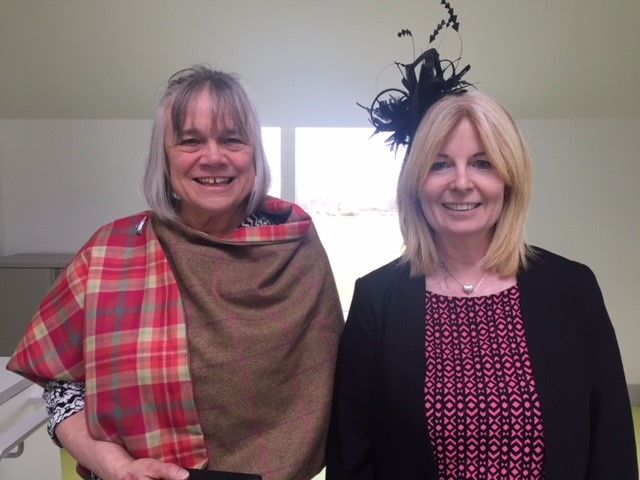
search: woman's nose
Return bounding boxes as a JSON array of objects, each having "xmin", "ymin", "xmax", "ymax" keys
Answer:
[
  {"xmin": 201, "ymin": 139, "xmax": 224, "ymax": 163},
  {"xmin": 451, "ymin": 166, "xmax": 472, "ymax": 190}
]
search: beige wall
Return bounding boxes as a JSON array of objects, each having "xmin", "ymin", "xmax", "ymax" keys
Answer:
[
  {"xmin": 523, "ymin": 119, "xmax": 640, "ymax": 384},
  {"xmin": 1, "ymin": 0, "xmax": 639, "ymax": 123}
]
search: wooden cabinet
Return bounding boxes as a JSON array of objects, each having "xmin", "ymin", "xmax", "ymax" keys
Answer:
[{"xmin": 0, "ymin": 254, "xmax": 73, "ymax": 356}]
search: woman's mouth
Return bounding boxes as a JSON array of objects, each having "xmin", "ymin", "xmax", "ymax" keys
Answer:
[
  {"xmin": 442, "ymin": 202, "xmax": 480, "ymax": 211},
  {"xmin": 195, "ymin": 177, "xmax": 233, "ymax": 185}
]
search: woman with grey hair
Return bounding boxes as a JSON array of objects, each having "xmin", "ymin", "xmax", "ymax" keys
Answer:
[{"xmin": 8, "ymin": 65, "xmax": 343, "ymax": 480}]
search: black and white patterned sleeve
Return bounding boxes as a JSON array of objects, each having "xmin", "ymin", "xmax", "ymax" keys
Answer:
[{"xmin": 42, "ymin": 380, "xmax": 86, "ymax": 447}]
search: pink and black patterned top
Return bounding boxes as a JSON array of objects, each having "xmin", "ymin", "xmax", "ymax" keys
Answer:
[{"xmin": 425, "ymin": 286, "xmax": 545, "ymax": 480}]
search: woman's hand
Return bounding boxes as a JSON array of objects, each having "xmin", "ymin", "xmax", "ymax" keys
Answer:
[
  {"xmin": 118, "ymin": 458, "xmax": 189, "ymax": 480},
  {"xmin": 55, "ymin": 411, "xmax": 189, "ymax": 480}
]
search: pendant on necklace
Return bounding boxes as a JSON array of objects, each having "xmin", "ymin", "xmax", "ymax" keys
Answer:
[{"xmin": 439, "ymin": 262, "xmax": 488, "ymax": 296}]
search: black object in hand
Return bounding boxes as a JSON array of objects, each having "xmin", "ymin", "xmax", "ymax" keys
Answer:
[{"xmin": 186, "ymin": 469, "xmax": 262, "ymax": 480}]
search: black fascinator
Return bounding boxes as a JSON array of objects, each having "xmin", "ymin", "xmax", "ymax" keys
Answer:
[{"xmin": 359, "ymin": 0, "xmax": 473, "ymax": 152}]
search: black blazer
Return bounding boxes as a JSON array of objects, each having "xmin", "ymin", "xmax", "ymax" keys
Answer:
[{"xmin": 326, "ymin": 248, "xmax": 637, "ymax": 480}]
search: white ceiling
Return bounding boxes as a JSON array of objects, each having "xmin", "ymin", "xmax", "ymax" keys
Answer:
[{"xmin": 1, "ymin": 0, "xmax": 639, "ymax": 125}]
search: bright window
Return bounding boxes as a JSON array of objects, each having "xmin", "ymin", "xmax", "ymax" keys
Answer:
[
  {"xmin": 261, "ymin": 127, "xmax": 281, "ymax": 197},
  {"xmin": 295, "ymin": 127, "xmax": 405, "ymax": 311}
]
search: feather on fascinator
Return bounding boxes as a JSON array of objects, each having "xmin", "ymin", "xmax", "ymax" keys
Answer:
[{"xmin": 359, "ymin": 0, "xmax": 472, "ymax": 152}]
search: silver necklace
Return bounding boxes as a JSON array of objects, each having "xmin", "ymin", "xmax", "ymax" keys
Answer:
[{"xmin": 439, "ymin": 262, "xmax": 487, "ymax": 295}]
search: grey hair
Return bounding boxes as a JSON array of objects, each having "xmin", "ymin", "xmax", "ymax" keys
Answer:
[{"xmin": 143, "ymin": 65, "xmax": 270, "ymax": 221}]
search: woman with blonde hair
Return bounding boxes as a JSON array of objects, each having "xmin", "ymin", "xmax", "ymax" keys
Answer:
[{"xmin": 327, "ymin": 6, "xmax": 637, "ymax": 478}]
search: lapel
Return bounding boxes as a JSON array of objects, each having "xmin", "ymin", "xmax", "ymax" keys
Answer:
[
  {"xmin": 517, "ymin": 253, "xmax": 589, "ymax": 480},
  {"xmin": 392, "ymin": 264, "xmax": 438, "ymax": 477}
]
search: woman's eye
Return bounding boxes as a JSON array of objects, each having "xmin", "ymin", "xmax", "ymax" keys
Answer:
[
  {"xmin": 429, "ymin": 161, "xmax": 449, "ymax": 172},
  {"xmin": 175, "ymin": 137, "xmax": 201, "ymax": 148},
  {"xmin": 174, "ymin": 137, "xmax": 202, "ymax": 152},
  {"xmin": 473, "ymin": 158, "xmax": 493, "ymax": 170},
  {"xmin": 223, "ymin": 137, "xmax": 246, "ymax": 150}
]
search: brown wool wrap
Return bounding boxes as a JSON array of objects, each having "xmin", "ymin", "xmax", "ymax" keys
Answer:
[{"xmin": 153, "ymin": 207, "xmax": 343, "ymax": 480}]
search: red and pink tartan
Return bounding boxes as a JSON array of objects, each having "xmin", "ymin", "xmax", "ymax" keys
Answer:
[{"xmin": 8, "ymin": 198, "xmax": 330, "ymax": 470}]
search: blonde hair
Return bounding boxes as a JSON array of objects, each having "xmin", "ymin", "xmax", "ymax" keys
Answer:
[
  {"xmin": 143, "ymin": 65, "xmax": 270, "ymax": 221},
  {"xmin": 397, "ymin": 91, "xmax": 533, "ymax": 277}
]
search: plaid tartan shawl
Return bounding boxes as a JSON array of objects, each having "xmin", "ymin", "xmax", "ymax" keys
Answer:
[{"xmin": 8, "ymin": 198, "xmax": 343, "ymax": 473}]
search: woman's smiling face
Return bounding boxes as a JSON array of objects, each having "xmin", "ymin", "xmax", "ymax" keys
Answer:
[
  {"xmin": 419, "ymin": 117, "xmax": 505, "ymax": 245},
  {"xmin": 165, "ymin": 89, "xmax": 256, "ymax": 236}
]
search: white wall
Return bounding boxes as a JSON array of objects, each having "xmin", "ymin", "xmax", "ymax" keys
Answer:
[
  {"xmin": 522, "ymin": 119, "xmax": 640, "ymax": 384},
  {"xmin": 0, "ymin": 145, "xmax": 5, "ymax": 255},
  {"xmin": 0, "ymin": 118, "xmax": 638, "ymax": 382},
  {"xmin": 2, "ymin": 1, "xmax": 639, "ymax": 122},
  {"xmin": 0, "ymin": 120, "xmax": 149, "ymax": 253}
]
